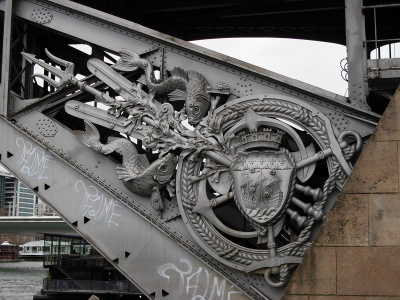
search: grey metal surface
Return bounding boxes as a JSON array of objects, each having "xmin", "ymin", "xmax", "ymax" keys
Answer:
[
  {"xmin": 0, "ymin": 1, "xmax": 390, "ymax": 299},
  {"xmin": 0, "ymin": 0, "xmax": 13, "ymax": 118},
  {"xmin": 0, "ymin": 116, "xmax": 256, "ymax": 299},
  {"xmin": 345, "ymin": 0, "xmax": 369, "ymax": 111},
  {"xmin": 367, "ymin": 58, "xmax": 400, "ymax": 79}
]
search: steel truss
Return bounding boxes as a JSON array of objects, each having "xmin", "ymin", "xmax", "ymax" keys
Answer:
[{"xmin": 0, "ymin": 1, "xmax": 381, "ymax": 299}]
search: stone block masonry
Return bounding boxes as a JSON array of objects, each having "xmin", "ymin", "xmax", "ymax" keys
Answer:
[{"xmin": 283, "ymin": 86, "xmax": 400, "ymax": 299}]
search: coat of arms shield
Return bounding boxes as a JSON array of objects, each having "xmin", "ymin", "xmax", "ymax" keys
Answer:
[{"xmin": 231, "ymin": 150, "xmax": 295, "ymax": 225}]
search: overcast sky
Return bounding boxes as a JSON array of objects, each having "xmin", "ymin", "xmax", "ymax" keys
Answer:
[{"xmin": 191, "ymin": 38, "xmax": 348, "ymax": 96}]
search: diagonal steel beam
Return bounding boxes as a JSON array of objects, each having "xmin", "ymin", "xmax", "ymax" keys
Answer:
[{"xmin": 0, "ymin": 0, "xmax": 14, "ymax": 118}]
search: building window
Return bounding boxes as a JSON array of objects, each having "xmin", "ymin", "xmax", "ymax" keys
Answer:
[{"xmin": 19, "ymin": 193, "xmax": 34, "ymax": 199}]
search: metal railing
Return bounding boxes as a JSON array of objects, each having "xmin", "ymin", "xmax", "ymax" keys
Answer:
[
  {"xmin": 44, "ymin": 254, "xmax": 106, "ymax": 267},
  {"xmin": 363, "ymin": 4, "xmax": 400, "ymax": 59},
  {"xmin": 43, "ymin": 279, "xmax": 141, "ymax": 294}
]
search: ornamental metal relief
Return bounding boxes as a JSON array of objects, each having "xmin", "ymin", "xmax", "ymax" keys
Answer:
[{"xmin": 22, "ymin": 48, "xmax": 362, "ymax": 288}]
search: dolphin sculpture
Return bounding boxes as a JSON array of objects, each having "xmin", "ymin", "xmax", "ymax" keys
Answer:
[{"xmin": 74, "ymin": 120, "xmax": 177, "ymax": 211}]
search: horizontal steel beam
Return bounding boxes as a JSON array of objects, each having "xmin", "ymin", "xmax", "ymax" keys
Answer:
[{"xmin": 0, "ymin": 216, "xmax": 74, "ymax": 234}]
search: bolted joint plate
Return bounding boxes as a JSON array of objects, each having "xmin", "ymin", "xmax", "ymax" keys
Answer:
[
  {"xmin": 32, "ymin": 8, "xmax": 53, "ymax": 24},
  {"xmin": 36, "ymin": 117, "xmax": 57, "ymax": 137}
]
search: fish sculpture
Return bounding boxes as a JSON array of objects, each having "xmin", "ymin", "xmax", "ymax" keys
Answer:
[
  {"xmin": 112, "ymin": 49, "xmax": 211, "ymax": 126},
  {"xmin": 74, "ymin": 120, "xmax": 177, "ymax": 211}
]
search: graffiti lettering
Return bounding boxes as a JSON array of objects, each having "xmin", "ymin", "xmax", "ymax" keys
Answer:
[
  {"xmin": 16, "ymin": 138, "xmax": 55, "ymax": 181},
  {"xmin": 158, "ymin": 259, "xmax": 242, "ymax": 300},
  {"xmin": 75, "ymin": 180, "xmax": 121, "ymax": 227}
]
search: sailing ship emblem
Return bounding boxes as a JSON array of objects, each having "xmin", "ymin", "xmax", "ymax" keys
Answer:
[{"xmin": 231, "ymin": 150, "xmax": 294, "ymax": 225}]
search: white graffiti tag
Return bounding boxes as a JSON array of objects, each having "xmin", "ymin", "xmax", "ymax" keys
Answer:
[
  {"xmin": 158, "ymin": 258, "xmax": 242, "ymax": 300},
  {"xmin": 75, "ymin": 180, "xmax": 122, "ymax": 227},
  {"xmin": 16, "ymin": 138, "xmax": 55, "ymax": 181}
]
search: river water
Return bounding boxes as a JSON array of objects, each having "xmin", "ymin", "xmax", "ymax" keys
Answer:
[{"xmin": 0, "ymin": 261, "xmax": 47, "ymax": 300}]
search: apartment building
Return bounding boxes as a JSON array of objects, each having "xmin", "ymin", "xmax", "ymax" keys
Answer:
[{"xmin": 0, "ymin": 168, "xmax": 55, "ymax": 216}]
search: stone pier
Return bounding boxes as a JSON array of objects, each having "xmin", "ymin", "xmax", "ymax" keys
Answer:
[{"xmin": 283, "ymin": 87, "xmax": 400, "ymax": 299}]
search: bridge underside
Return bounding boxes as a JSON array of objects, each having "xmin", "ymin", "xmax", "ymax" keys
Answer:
[
  {"xmin": 0, "ymin": 1, "xmax": 398, "ymax": 300},
  {"xmin": 71, "ymin": 0, "xmax": 347, "ymax": 44},
  {"xmin": 70, "ymin": 0, "xmax": 398, "ymax": 49}
]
